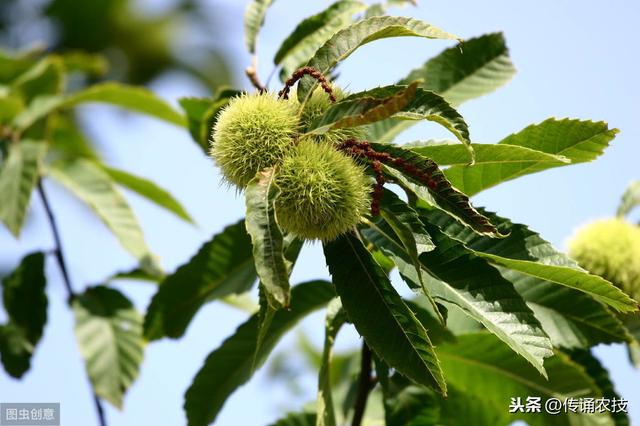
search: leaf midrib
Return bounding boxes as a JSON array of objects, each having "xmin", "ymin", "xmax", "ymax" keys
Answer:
[{"xmin": 344, "ymin": 234, "xmax": 439, "ymax": 384}]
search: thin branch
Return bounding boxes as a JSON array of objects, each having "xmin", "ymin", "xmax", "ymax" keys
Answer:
[
  {"xmin": 351, "ymin": 342, "xmax": 373, "ymax": 426},
  {"xmin": 37, "ymin": 179, "xmax": 108, "ymax": 426},
  {"xmin": 245, "ymin": 55, "xmax": 267, "ymax": 93}
]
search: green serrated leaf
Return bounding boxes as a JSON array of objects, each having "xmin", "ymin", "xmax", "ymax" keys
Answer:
[
  {"xmin": 422, "ymin": 207, "xmax": 633, "ymax": 348},
  {"xmin": 368, "ymin": 142, "xmax": 500, "ymax": 236},
  {"xmin": 102, "ymin": 165, "xmax": 194, "ymax": 224},
  {"xmin": 10, "ymin": 57, "xmax": 64, "ymax": 102},
  {"xmin": 361, "ymin": 222, "xmax": 554, "ymax": 376},
  {"xmin": 324, "ymin": 232, "xmax": 447, "ymax": 394},
  {"xmin": 297, "ymin": 16, "xmax": 460, "ymax": 102},
  {"xmin": 307, "ymin": 82, "xmax": 418, "ymax": 134},
  {"xmin": 184, "ymin": 281, "xmax": 335, "ymax": 426},
  {"xmin": 437, "ymin": 333, "xmax": 612, "ymax": 426},
  {"xmin": 48, "ymin": 114, "xmax": 100, "ymax": 161},
  {"xmin": 245, "ymin": 168, "xmax": 290, "ymax": 309},
  {"xmin": 483, "ymin": 255, "xmax": 637, "ymax": 313},
  {"xmin": 48, "ymin": 159, "xmax": 154, "ymax": 264},
  {"xmin": 15, "ymin": 82, "xmax": 186, "ymax": 130},
  {"xmin": 73, "ymin": 286, "xmax": 144, "ymax": 409},
  {"xmin": 445, "ymin": 118, "xmax": 619, "ymax": 195},
  {"xmin": 408, "ymin": 140, "xmax": 569, "ymax": 167},
  {"xmin": 144, "ymin": 219, "xmax": 256, "ymax": 340},
  {"xmin": 400, "ymin": 32, "xmax": 516, "ymax": 107},
  {"xmin": 0, "ymin": 140, "xmax": 47, "ymax": 237},
  {"xmin": 276, "ymin": 1, "xmax": 367, "ymax": 80},
  {"xmin": 317, "ymin": 298, "xmax": 347, "ymax": 426},
  {"xmin": 419, "ymin": 208, "xmax": 636, "ymax": 313},
  {"xmin": 0, "ymin": 252, "xmax": 47, "ymax": 378},
  {"xmin": 0, "ymin": 47, "xmax": 43, "ymax": 83},
  {"xmin": 330, "ymin": 87, "xmax": 475, "ymax": 160},
  {"xmin": 244, "ymin": 0, "xmax": 275, "ymax": 54},
  {"xmin": 617, "ymin": 181, "xmax": 640, "ymax": 218},
  {"xmin": 367, "ymin": 33, "xmax": 516, "ymax": 144}
]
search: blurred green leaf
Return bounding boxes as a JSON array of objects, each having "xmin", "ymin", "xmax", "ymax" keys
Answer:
[
  {"xmin": 15, "ymin": 82, "xmax": 186, "ymax": 130},
  {"xmin": 244, "ymin": 0, "xmax": 276, "ymax": 54},
  {"xmin": 10, "ymin": 57, "xmax": 64, "ymax": 103},
  {"xmin": 298, "ymin": 16, "xmax": 459, "ymax": 101},
  {"xmin": 269, "ymin": 411, "xmax": 317, "ymax": 426},
  {"xmin": 0, "ymin": 252, "xmax": 47, "ymax": 378},
  {"xmin": 144, "ymin": 219, "xmax": 256, "ymax": 340},
  {"xmin": 179, "ymin": 89, "xmax": 242, "ymax": 153},
  {"xmin": 569, "ymin": 349, "xmax": 630, "ymax": 426},
  {"xmin": 0, "ymin": 140, "xmax": 47, "ymax": 237},
  {"xmin": 73, "ymin": 286, "xmax": 144, "ymax": 409},
  {"xmin": 102, "ymin": 165, "xmax": 194, "ymax": 224},
  {"xmin": 48, "ymin": 159, "xmax": 154, "ymax": 264},
  {"xmin": 184, "ymin": 281, "xmax": 335, "ymax": 426},
  {"xmin": 47, "ymin": 114, "xmax": 100, "ymax": 160},
  {"xmin": 324, "ymin": 232, "xmax": 447, "ymax": 395},
  {"xmin": 617, "ymin": 180, "xmax": 640, "ymax": 218},
  {"xmin": 317, "ymin": 298, "xmax": 347, "ymax": 426},
  {"xmin": 382, "ymin": 376, "xmax": 508, "ymax": 426}
]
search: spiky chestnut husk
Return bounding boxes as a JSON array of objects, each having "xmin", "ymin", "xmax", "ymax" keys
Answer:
[
  {"xmin": 275, "ymin": 139, "xmax": 371, "ymax": 241},
  {"xmin": 297, "ymin": 88, "xmax": 365, "ymax": 145},
  {"xmin": 210, "ymin": 93, "xmax": 298, "ymax": 188},
  {"xmin": 568, "ymin": 218, "xmax": 640, "ymax": 301}
]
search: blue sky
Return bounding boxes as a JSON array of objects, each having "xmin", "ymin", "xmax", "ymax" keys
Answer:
[{"xmin": 1, "ymin": 0, "xmax": 639, "ymax": 425}]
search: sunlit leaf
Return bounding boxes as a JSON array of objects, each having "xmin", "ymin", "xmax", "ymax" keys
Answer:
[
  {"xmin": 400, "ymin": 33, "xmax": 516, "ymax": 107},
  {"xmin": 275, "ymin": 1, "xmax": 367, "ymax": 80},
  {"xmin": 245, "ymin": 0, "xmax": 276, "ymax": 54},
  {"xmin": 408, "ymin": 140, "xmax": 569, "ymax": 167},
  {"xmin": 15, "ymin": 82, "xmax": 186, "ymax": 130},
  {"xmin": 0, "ymin": 140, "xmax": 47, "ymax": 237},
  {"xmin": 361, "ymin": 222, "xmax": 554, "ymax": 376},
  {"xmin": 421, "ymin": 208, "xmax": 635, "ymax": 345},
  {"xmin": 445, "ymin": 118, "xmax": 619, "ymax": 195},
  {"xmin": 48, "ymin": 159, "xmax": 154, "ymax": 264},
  {"xmin": 298, "ymin": 16, "xmax": 459, "ymax": 101},
  {"xmin": 102, "ymin": 165, "xmax": 194, "ymax": 224},
  {"xmin": 73, "ymin": 286, "xmax": 144, "ymax": 409}
]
